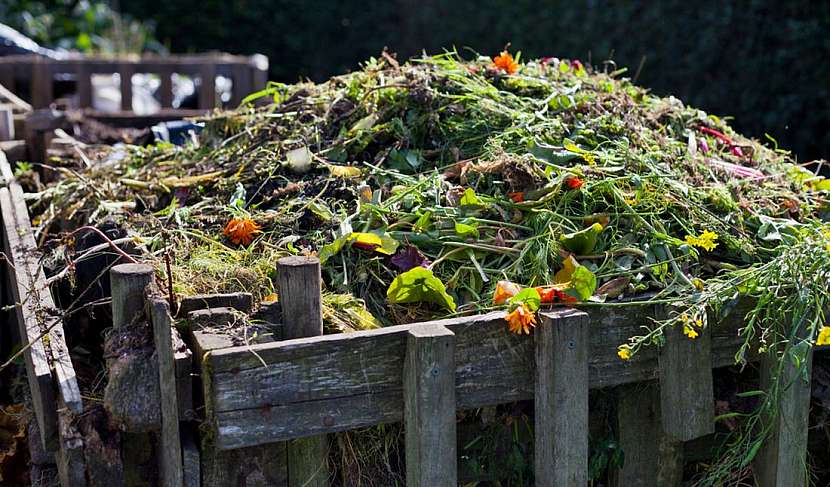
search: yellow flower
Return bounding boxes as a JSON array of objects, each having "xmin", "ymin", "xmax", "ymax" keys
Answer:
[
  {"xmin": 683, "ymin": 324, "xmax": 699, "ymax": 340},
  {"xmin": 505, "ymin": 304, "xmax": 536, "ymax": 335},
  {"xmin": 493, "ymin": 280, "xmax": 522, "ymax": 305},
  {"xmin": 817, "ymin": 326, "xmax": 830, "ymax": 346},
  {"xmin": 685, "ymin": 230, "xmax": 719, "ymax": 252},
  {"xmin": 692, "ymin": 278, "xmax": 705, "ymax": 291},
  {"xmin": 617, "ymin": 345, "xmax": 632, "ymax": 361}
]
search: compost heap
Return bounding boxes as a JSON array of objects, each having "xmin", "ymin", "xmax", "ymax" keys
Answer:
[{"xmin": 28, "ymin": 51, "xmax": 830, "ymax": 484}]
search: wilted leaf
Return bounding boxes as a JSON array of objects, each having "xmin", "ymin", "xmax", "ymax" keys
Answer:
[
  {"xmin": 327, "ymin": 164, "xmax": 362, "ymax": 178},
  {"xmin": 459, "ymin": 188, "xmax": 485, "ymax": 207},
  {"xmin": 390, "ymin": 245, "xmax": 430, "ymax": 272},
  {"xmin": 455, "ymin": 221, "xmax": 480, "ymax": 239}
]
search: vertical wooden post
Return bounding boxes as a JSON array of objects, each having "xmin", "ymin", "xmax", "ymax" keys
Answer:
[
  {"xmin": 0, "ymin": 106, "xmax": 14, "ymax": 141},
  {"xmin": 111, "ymin": 263, "xmax": 154, "ymax": 328},
  {"xmin": 658, "ymin": 320, "xmax": 714, "ymax": 441},
  {"xmin": 159, "ymin": 67, "xmax": 174, "ymax": 109},
  {"xmin": 755, "ymin": 345, "xmax": 812, "ymax": 487},
  {"xmin": 277, "ymin": 256, "xmax": 329, "ymax": 486},
  {"xmin": 404, "ymin": 324, "xmax": 457, "ymax": 486},
  {"xmin": 614, "ymin": 382, "xmax": 684, "ymax": 486},
  {"xmin": 31, "ymin": 58, "xmax": 53, "ymax": 109},
  {"xmin": 199, "ymin": 64, "xmax": 217, "ymax": 109},
  {"xmin": 76, "ymin": 64, "xmax": 92, "ymax": 109},
  {"xmin": 119, "ymin": 63, "xmax": 134, "ymax": 112},
  {"xmin": 148, "ymin": 294, "xmax": 184, "ymax": 487},
  {"xmin": 534, "ymin": 309, "xmax": 590, "ymax": 486},
  {"xmin": 231, "ymin": 62, "xmax": 252, "ymax": 106}
]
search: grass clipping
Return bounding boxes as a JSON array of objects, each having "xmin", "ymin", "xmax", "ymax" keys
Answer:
[{"xmin": 30, "ymin": 51, "xmax": 830, "ymax": 484}]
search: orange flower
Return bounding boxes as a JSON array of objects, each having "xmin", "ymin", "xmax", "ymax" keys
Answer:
[
  {"xmin": 493, "ymin": 280, "xmax": 521, "ymax": 305},
  {"xmin": 565, "ymin": 175, "xmax": 584, "ymax": 190},
  {"xmin": 508, "ymin": 192, "xmax": 525, "ymax": 202},
  {"xmin": 223, "ymin": 217, "xmax": 261, "ymax": 246},
  {"xmin": 506, "ymin": 304, "xmax": 537, "ymax": 334},
  {"xmin": 535, "ymin": 285, "xmax": 577, "ymax": 304},
  {"xmin": 492, "ymin": 51, "xmax": 519, "ymax": 74}
]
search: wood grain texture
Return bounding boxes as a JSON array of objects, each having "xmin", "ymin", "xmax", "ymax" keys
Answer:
[
  {"xmin": 203, "ymin": 302, "xmax": 751, "ymax": 450},
  {"xmin": 178, "ymin": 292, "xmax": 253, "ymax": 317},
  {"xmin": 278, "ymin": 255, "xmax": 328, "ymax": 487},
  {"xmin": 755, "ymin": 345, "xmax": 812, "ymax": 487},
  {"xmin": 534, "ymin": 309, "xmax": 589, "ymax": 486},
  {"xmin": 148, "ymin": 295, "xmax": 184, "ymax": 487},
  {"xmin": 110, "ymin": 263, "xmax": 154, "ymax": 328},
  {"xmin": 404, "ymin": 324, "xmax": 457, "ymax": 487},
  {"xmin": 3, "ymin": 162, "xmax": 82, "ymax": 416},
  {"xmin": 658, "ymin": 317, "xmax": 715, "ymax": 441},
  {"xmin": 277, "ymin": 256, "xmax": 322, "ymax": 339},
  {"xmin": 613, "ymin": 381, "xmax": 684, "ymax": 486},
  {"xmin": 0, "ymin": 185, "xmax": 55, "ymax": 449}
]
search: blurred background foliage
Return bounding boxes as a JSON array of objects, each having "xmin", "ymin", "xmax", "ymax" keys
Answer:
[{"xmin": 1, "ymin": 0, "xmax": 827, "ymax": 161}]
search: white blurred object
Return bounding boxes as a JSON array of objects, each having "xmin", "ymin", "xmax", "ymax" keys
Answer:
[{"xmin": 84, "ymin": 71, "xmax": 229, "ymax": 113}]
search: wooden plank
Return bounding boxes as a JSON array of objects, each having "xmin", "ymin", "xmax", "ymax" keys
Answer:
[
  {"xmin": 0, "ymin": 153, "xmax": 81, "ymax": 418},
  {"xmin": 534, "ymin": 309, "xmax": 589, "ymax": 486},
  {"xmin": 0, "ymin": 106, "xmax": 14, "ymax": 140},
  {"xmin": 277, "ymin": 256, "xmax": 322, "ymax": 339},
  {"xmin": 159, "ymin": 67, "xmax": 174, "ymax": 109},
  {"xmin": 613, "ymin": 381, "xmax": 684, "ymax": 486},
  {"xmin": 76, "ymin": 64, "xmax": 92, "ymax": 108},
  {"xmin": 277, "ymin": 256, "xmax": 327, "ymax": 487},
  {"xmin": 198, "ymin": 64, "xmax": 217, "ymax": 109},
  {"xmin": 658, "ymin": 318, "xmax": 715, "ymax": 441},
  {"xmin": 0, "ymin": 140, "xmax": 26, "ymax": 162},
  {"xmin": 202, "ymin": 301, "xmax": 751, "ymax": 450},
  {"xmin": 148, "ymin": 294, "xmax": 184, "ymax": 487},
  {"xmin": 119, "ymin": 64, "xmax": 134, "ymax": 112},
  {"xmin": 56, "ymin": 410, "xmax": 87, "ymax": 487},
  {"xmin": 31, "ymin": 59, "xmax": 53, "ymax": 109},
  {"xmin": 231, "ymin": 63, "xmax": 252, "ymax": 106},
  {"xmin": 0, "ymin": 185, "xmax": 56, "ymax": 450},
  {"xmin": 181, "ymin": 428, "xmax": 201, "ymax": 487},
  {"xmin": 178, "ymin": 292, "xmax": 253, "ymax": 317},
  {"xmin": 173, "ymin": 328, "xmax": 194, "ymax": 421},
  {"xmin": 755, "ymin": 342, "xmax": 812, "ymax": 487},
  {"xmin": 110, "ymin": 263, "xmax": 154, "ymax": 328},
  {"xmin": 404, "ymin": 324, "xmax": 456, "ymax": 487}
]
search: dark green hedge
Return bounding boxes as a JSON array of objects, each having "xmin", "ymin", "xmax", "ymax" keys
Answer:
[{"xmin": 121, "ymin": 1, "xmax": 830, "ymax": 160}]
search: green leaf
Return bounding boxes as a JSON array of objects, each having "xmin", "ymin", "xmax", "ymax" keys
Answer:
[
  {"xmin": 307, "ymin": 201, "xmax": 333, "ymax": 222},
  {"xmin": 318, "ymin": 234, "xmax": 350, "ymax": 264},
  {"xmin": 459, "ymin": 188, "xmax": 485, "ymax": 207},
  {"xmin": 509, "ymin": 288, "xmax": 541, "ymax": 312},
  {"xmin": 566, "ymin": 265, "xmax": 597, "ymax": 301},
  {"xmin": 414, "ymin": 211, "xmax": 432, "ymax": 233},
  {"xmin": 454, "ymin": 221, "xmax": 480, "ymax": 239},
  {"xmin": 386, "ymin": 267, "xmax": 456, "ymax": 312}
]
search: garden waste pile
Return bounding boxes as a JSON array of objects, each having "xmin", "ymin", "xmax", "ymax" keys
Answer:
[{"xmin": 26, "ymin": 51, "xmax": 830, "ymax": 484}]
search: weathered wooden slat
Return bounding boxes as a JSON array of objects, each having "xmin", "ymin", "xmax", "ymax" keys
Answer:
[
  {"xmin": 198, "ymin": 64, "xmax": 217, "ymax": 109},
  {"xmin": 755, "ymin": 343, "xmax": 812, "ymax": 487},
  {"xmin": 31, "ymin": 58, "xmax": 52, "ymax": 109},
  {"xmin": 277, "ymin": 256, "xmax": 327, "ymax": 487},
  {"xmin": 230, "ymin": 63, "xmax": 252, "ymax": 106},
  {"xmin": 404, "ymin": 324, "xmax": 457, "ymax": 486},
  {"xmin": 173, "ymin": 327, "xmax": 194, "ymax": 421},
  {"xmin": 658, "ymin": 316, "xmax": 715, "ymax": 441},
  {"xmin": 613, "ymin": 381, "xmax": 684, "ymax": 486},
  {"xmin": 202, "ymin": 301, "xmax": 751, "ymax": 450},
  {"xmin": 181, "ymin": 428, "xmax": 201, "ymax": 487},
  {"xmin": 148, "ymin": 295, "xmax": 184, "ymax": 487},
  {"xmin": 119, "ymin": 64, "xmax": 134, "ymax": 111},
  {"xmin": 0, "ymin": 186, "xmax": 56, "ymax": 449},
  {"xmin": 178, "ymin": 292, "xmax": 253, "ymax": 317},
  {"xmin": 159, "ymin": 67, "xmax": 174, "ymax": 109},
  {"xmin": 534, "ymin": 309, "xmax": 589, "ymax": 486},
  {"xmin": 76, "ymin": 64, "xmax": 92, "ymax": 108},
  {"xmin": 3, "ymin": 168, "xmax": 82, "ymax": 417}
]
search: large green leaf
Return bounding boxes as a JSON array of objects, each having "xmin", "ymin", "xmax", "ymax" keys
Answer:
[
  {"xmin": 386, "ymin": 267, "xmax": 456, "ymax": 312},
  {"xmin": 566, "ymin": 265, "xmax": 597, "ymax": 301}
]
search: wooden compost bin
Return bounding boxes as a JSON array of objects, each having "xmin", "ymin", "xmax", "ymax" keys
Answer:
[{"xmin": 0, "ymin": 135, "xmax": 819, "ymax": 486}]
